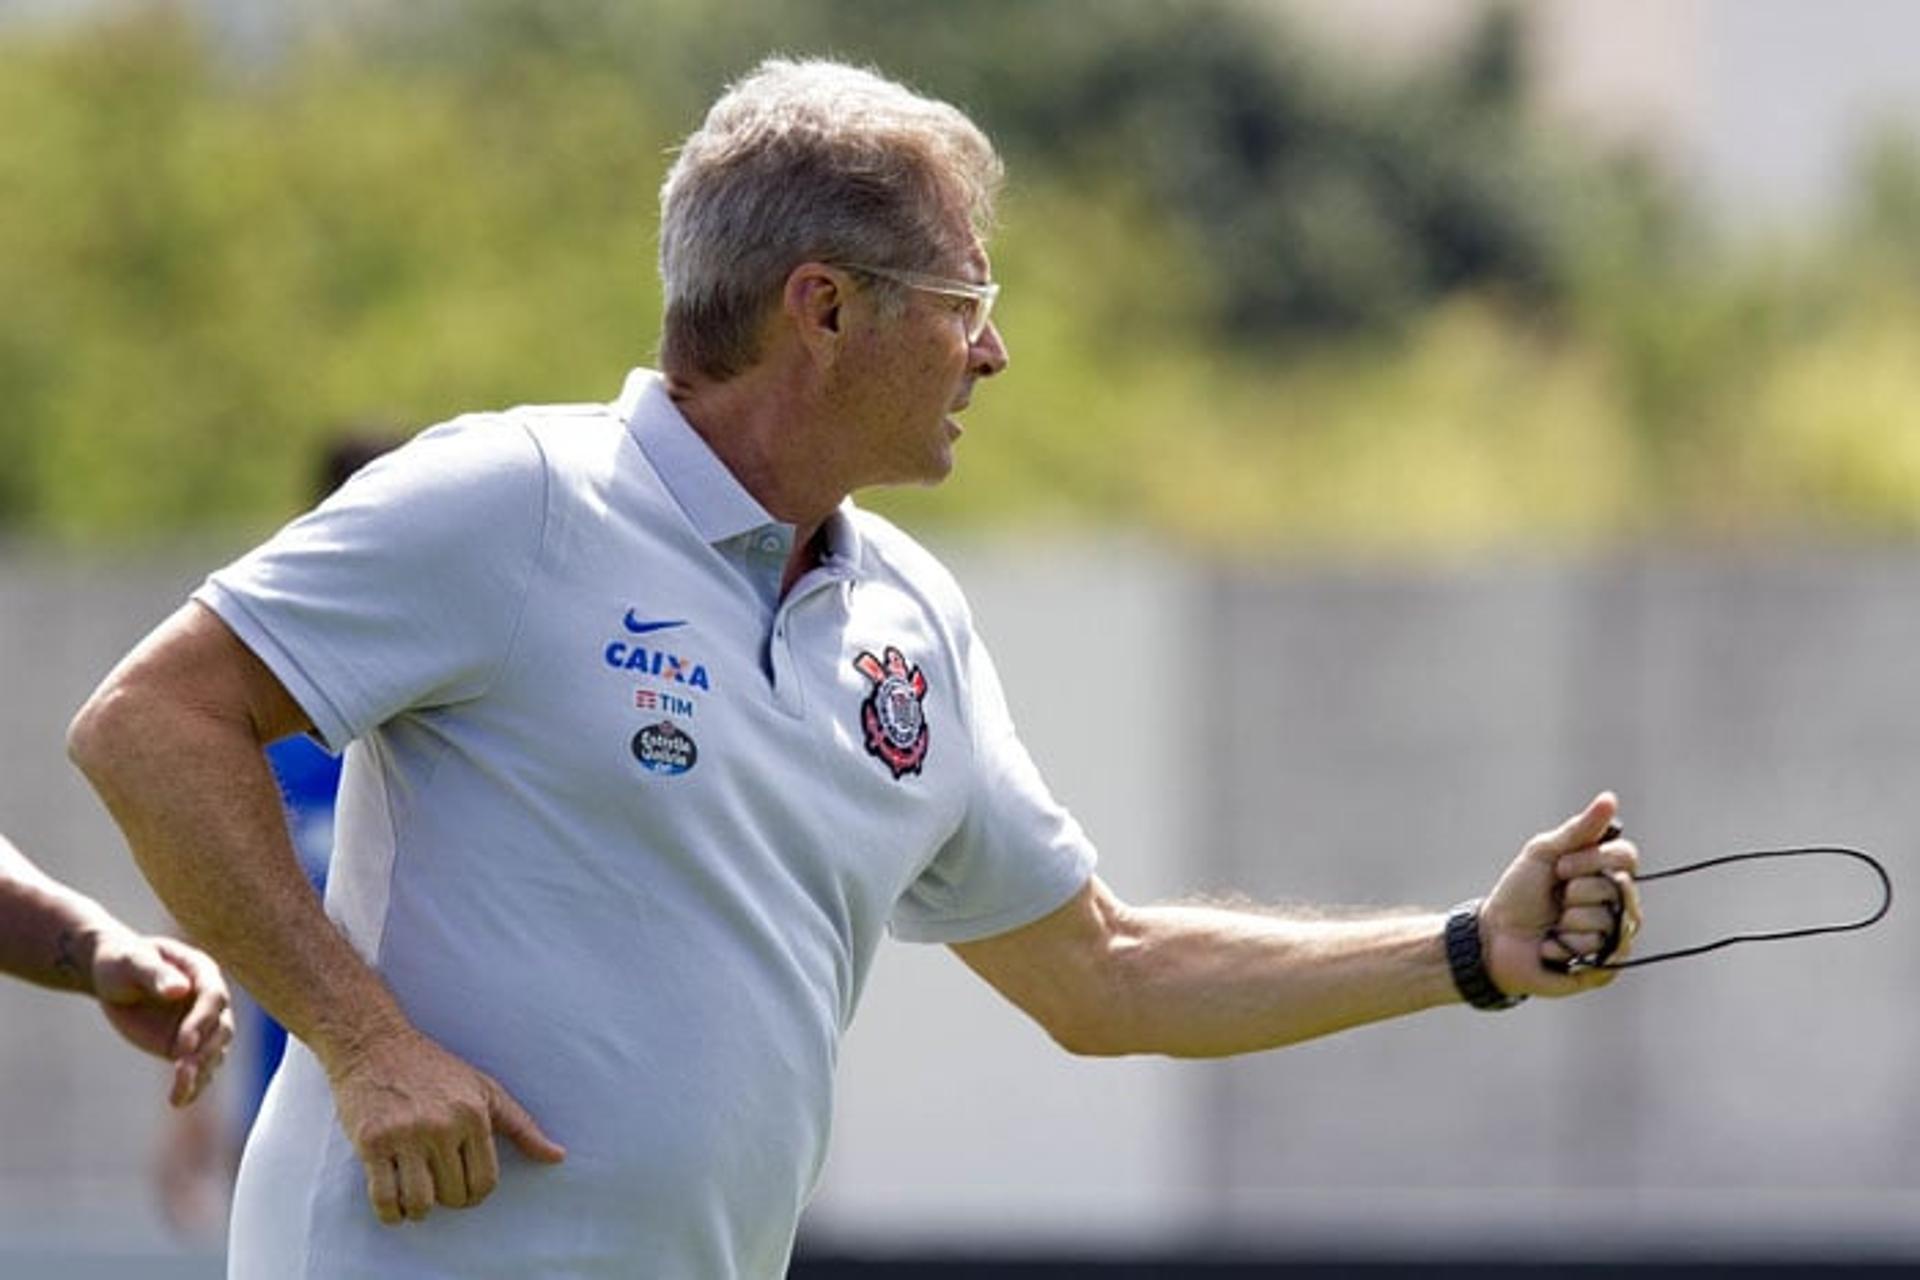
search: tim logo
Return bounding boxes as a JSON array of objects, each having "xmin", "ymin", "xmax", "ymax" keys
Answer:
[
  {"xmin": 635, "ymin": 688, "xmax": 696, "ymax": 717},
  {"xmin": 853, "ymin": 646, "xmax": 930, "ymax": 780}
]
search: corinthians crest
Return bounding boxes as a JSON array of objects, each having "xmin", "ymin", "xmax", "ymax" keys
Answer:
[{"xmin": 853, "ymin": 646, "xmax": 930, "ymax": 779}]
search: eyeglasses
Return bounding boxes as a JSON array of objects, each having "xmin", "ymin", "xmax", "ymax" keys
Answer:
[{"xmin": 841, "ymin": 263, "xmax": 1000, "ymax": 344}]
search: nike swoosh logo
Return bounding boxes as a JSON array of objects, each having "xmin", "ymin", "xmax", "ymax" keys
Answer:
[{"xmin": 623, "ymin": 611, "xmax": 687, "ymax": 635}]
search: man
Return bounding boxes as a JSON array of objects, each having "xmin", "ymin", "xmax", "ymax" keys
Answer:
[
  {"xmin": 67, "ymin": 58, "xmax": 1642, "ymax": 1278},
  {"xmin": 0, "ymin": 831, "xmax": 231, "ymax": 1106}
]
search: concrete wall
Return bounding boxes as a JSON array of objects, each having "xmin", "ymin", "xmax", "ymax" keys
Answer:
[
  {"xmin": 2, "ymin": 543, "xmax": 1916, "ymax": 1268},
  {"xmin": 1187, "ymin": 553, "xmax": 1920, "ymax": 1259}
]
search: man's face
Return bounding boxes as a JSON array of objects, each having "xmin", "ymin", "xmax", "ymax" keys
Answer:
[{"xmin": 837, "ymin": 230, "xmax": 1008, "ymax": 490}]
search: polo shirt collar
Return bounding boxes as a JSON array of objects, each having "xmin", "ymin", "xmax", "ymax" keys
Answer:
[
  {"xmin": 816, "ymin": 499, "xmax": 860, "ymax": 571},
  {"xmin": 614, "ymin": 367, "xmax": 864, "ymax": 567}
]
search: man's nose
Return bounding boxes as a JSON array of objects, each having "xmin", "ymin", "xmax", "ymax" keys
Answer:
[{"xmin": 970, "ymin": 319, "xmax": 1009, "ymax": 377}]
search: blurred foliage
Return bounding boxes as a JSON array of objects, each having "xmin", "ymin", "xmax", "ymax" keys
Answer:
[
  {"xmin": 1, "ymin": 0, "xmax": 1919, "ymax": 555},
  {"xmin": 0, "ymin": 6, "xmax": 666, "ymax": 540}
]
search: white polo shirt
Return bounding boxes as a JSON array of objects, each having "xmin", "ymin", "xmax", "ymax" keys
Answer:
[{"xmin": 204, "ymin": 369, "xmax": 1096, "ymax": 1279}]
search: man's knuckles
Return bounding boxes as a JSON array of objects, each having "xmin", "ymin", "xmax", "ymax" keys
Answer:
[
  {"xmin": 1556, "ymin": 901, "xmax": 1617, "ymax": 930},
  {"xmin": 353, "ymin": 1110, "xmax": 485, "ymax": 1156}
]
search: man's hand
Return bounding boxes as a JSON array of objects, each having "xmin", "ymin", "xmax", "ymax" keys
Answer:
[
  {"xmin": 88, "ymin": 926, "xmax": 235, "ymax": 1107},
  {"xmin": 1481, "ymin": 791, "xmax": 1642, "ymax": 998},
  {"xmin": 328, "ymin": 1026, "xmax": 566, "ymax": 1225}
]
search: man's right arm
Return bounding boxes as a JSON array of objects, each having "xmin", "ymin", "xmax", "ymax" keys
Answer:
[
  {"xmin": 0, "ymin": 830, "xmax": 232, "ymax": 1105},
  {"xmin": 68, "ymin": 601, "xmax": 562, "ymax": 1224}
]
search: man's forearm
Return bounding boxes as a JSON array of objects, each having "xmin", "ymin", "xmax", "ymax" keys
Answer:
[
  {"xmin": 1094, "ymin": 901, "xmax": 1457, "ymax": 1058},
  {"xmin": 67, "ymin": 683, "xmax": 406, "ymax": 1074},
  {"xmin": 0, "ymin": 835, "xmax": 120, "ymax": 993},
  {"xmin": 959, "ymin": 805, "xmax": 1634, "ymax": 1061},
  {"xmin": 956, "ymin": 880, "xmax": 1464, "ymax": 1061}
]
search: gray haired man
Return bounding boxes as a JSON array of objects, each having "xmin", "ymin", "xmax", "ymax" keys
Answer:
[{"xmin": 70, "ymin": 59, "xmax": 1639, "ymax": 1277}]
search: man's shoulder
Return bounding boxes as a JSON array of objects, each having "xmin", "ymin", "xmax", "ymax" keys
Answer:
[
  {"xmin": 498, "ymin": 395, "xmax": 628, "ymax": 452},
  {"xmin": 410, "ymin": 396, "xmax": 629, "ymax": 483},
  {"xmin": 846, "ymin": 507, "xmax": 969, "ymax": 611}
]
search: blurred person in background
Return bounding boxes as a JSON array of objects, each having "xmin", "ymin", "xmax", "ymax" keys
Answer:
[
  {"xmin": 67, "ymin": 58, "xmax": 1641, "ymax": 1278},
  {"xmin": 0, "ymin": 829, "xmax": 231, "ymax": 1106}
]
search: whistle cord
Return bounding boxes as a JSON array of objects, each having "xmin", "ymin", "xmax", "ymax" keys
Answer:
[{"xmin": 1559, "ymin": 845, "xmax": 1893, "ymax": 973}]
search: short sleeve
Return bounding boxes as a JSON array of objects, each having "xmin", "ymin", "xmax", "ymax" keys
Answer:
[
  {"xmin": 193, "ymin": 416, "xmax": 548, "ymax": 752},
  {"xmin": 889, "ymin": 624, "xmax": 1097, "ymax": 944}
]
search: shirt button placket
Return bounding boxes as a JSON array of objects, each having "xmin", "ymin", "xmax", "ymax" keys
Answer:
[{"xmin": 768, "ymin": 608, "xmax": 804, "ymax": 715}]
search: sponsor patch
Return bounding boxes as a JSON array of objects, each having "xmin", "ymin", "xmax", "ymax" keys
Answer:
[
  {"xmin": 604, "ymin": 641, "xmax": 711, "ymax": 689},
  {"xmin": 853, "ymin": 646, "xmax": 930, "ymax": 780},
  {"xmin": 632, "ymin": 720, "xmax": 698, "ymax": 776},
  {"xmin": 634, "ymin": 688, "xmax": 696, "ymax": 717},
  {"xmin": 606, "ymin": 607, "xmax": 710, "ymax": 689},
  {"xmin": 622, "ymin": 611, "xmax": 686, "ymax": 635}
]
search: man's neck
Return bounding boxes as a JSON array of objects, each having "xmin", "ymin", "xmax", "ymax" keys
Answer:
[
  {"xmin": 666, "ymin": 365, "xmax": 845, "ymax": 531},
  {"xmin": 666, "ymin": 366, "xmax": 839, "ymax": 599}
]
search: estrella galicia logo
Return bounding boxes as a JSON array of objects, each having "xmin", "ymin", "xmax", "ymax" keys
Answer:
[
  {"xmin": 853, "ymin": 646, "xmax": 930, "ymax": 780},
  {"xmin": 632, "ymin": 720, "xmax": 698, "ymax": 776}
]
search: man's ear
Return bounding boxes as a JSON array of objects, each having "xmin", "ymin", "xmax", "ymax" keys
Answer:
[{"xmin": 783, "ymin": 263, "xmax": 847, "ymax": 364}]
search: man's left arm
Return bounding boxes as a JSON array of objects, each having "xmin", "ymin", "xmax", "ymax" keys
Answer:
[
  {"xmin": 951, "ymin": 793, "xmax": 1639, "ymax": 1058},
  {"xmin": 0, "ymin": 833, "xmax": 233, "ymax": 1104}
]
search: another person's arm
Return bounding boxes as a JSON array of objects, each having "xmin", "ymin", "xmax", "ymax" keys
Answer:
[
  {"xmin": 0, "ymin": 830, "xmax": 233, "ymax": 1105},
  {"xmin": 952, "ymin": 793, "xmax": 1639, "ymax": 1057},
  {"xmin": 68, "ymin": 602, "xmax": 562, "ymax": 1225}
]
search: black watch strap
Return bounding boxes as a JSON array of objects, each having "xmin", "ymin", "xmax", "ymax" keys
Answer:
[{"xmin": 1445, "ymin": 899, "xmax": 1526, "ymax": 1011}]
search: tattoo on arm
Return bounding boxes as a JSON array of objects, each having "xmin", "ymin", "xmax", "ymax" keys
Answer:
[{"xmin": 54, "ymin": 928, "xmax": 86, "ymax": 988}]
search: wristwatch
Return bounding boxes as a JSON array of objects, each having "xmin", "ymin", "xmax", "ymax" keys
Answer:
[{"xmin": 1445, "ymin": 899, "xmax": 1526, "ymax": 1011}]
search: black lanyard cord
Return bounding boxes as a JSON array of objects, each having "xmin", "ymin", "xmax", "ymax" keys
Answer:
[{"xmin": 1559, "ymin": 845, "xmax": 1893, "ymax": 972}]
